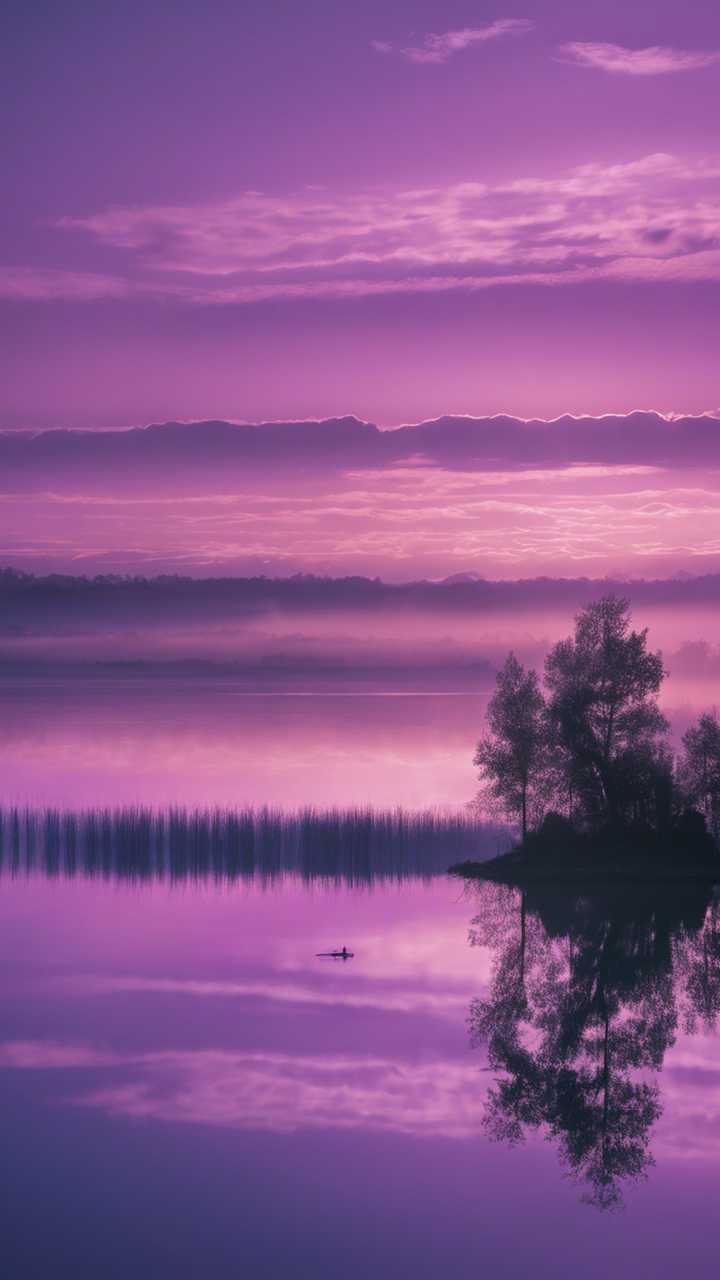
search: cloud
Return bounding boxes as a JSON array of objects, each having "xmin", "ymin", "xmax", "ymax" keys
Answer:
[
  {"xmin": 2, "ymin": 152, "xmax": 716, "ymax": 306},
  {"xmin": 561, "ymin": 42, "xmax": 720, "ymax": 76},
  {"xmin": 0, "ymin": 1040, "xmax": 123, "ymax": 1069},
  {"xmin": 5, "ymin": 423, "xmax": 720, "ymax": 577},
  {"xmin": 374, "ymin": 19, "xmax": 533, "ymax": 65},
  {"xmin": 0, "ymin": 266, "xmax": 130, "ymax": 301}
]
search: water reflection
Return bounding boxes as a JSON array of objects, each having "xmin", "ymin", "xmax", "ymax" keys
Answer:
[
  {"xmin": 3, "ymin": 849, "xmax": 720, "ymax": 1276},
  {"xmin": 0, "ymin": 1040, "xmax": 483, "ymax": 1139},
  {"xmin": 0, "ymin": 680, "xmax": 490, "ymax": 810},
  {"xmin": 468, "ymin": 879, "xmax": 719, "ymax": 1209}
]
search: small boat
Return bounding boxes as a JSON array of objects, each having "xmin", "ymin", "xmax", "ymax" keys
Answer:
[{"xmin": 316, "ymin": 947, "xmax": 354, "ymax": 959}]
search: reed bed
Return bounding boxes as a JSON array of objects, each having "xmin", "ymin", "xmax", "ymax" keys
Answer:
[{"xmin": 0, "ymin": 805, "xmax": 506, "ymax": 886}]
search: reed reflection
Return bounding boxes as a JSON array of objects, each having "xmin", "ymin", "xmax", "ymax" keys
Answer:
[{"xmin": 468, "ymin": 880, "xmax": 719, "ymax": 1210}]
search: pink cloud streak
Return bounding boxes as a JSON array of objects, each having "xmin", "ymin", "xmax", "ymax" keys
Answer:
[
  {"xmin": 4, "ymin": 152, "xmax": 709, "ymax": 305},
  {"xmin": 0, "ymin": 267, "xmax": 131, "ymax": 301},
  {"xmin": 561, "ymin": 41, "xmax": 720, "ymax": 76},
  {"xmin": 6, "ymin": 460, "xmax": 720, "ymax": 578},
  {"xmin": 373, "ymin": 19, "xmax": 533, "ymax": 65}
]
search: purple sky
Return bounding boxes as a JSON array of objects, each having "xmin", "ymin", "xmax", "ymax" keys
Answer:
[{"xmin": 4, "ymin": 0, "xmax": 720, "ymax": 427}]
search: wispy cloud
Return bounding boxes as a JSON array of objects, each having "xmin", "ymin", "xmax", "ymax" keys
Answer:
[
  {"xmin": 5, "ymin": 449, "xmax": 720, "ymax": 578},
  {"xmin": 561, "ymin": 41, "xmax": 720, "ymax": 76},
  {"xmin": 0, "ymin": 266, "xmax": 130, "ymax": 301},
  {"xmin": 25, "ymin": 152, "xmax": 718, "ymax": 306},
  {"xmin": 373, "ymin": 19, "xmax": 533, "ymax": 64}
]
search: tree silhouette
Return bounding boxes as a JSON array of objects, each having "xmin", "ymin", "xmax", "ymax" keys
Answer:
[
  {"xmin": 474, "ymin": 653, "xmax": 550, "ymax": 838},
  {"xmin": 544, "ymin": 596, "xmax": 667, "ymax": 826},
  {"xmin": 677, "ymin": 711, "xmax": 720, "ymax": 837}
]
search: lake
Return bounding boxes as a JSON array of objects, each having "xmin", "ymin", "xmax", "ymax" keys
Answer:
[{"xmin": 2, "ymin": 679, "xmax": 720, "ymax": 1277}]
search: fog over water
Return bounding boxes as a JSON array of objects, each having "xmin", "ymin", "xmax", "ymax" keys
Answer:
[{"xmin": 2, "ymin": 587, "xmax": 719, "ymax": 811}]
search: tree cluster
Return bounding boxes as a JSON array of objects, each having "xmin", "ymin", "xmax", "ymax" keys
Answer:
[{"xmin": 475, "ymin": 595, "xmax": 720, "ymax": 840}]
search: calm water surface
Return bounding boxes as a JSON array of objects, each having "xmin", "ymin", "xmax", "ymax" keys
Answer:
[
  {"xmin": 0, "ymin": 678, "xmax": 489, "ymax": 809},
  {"xmin": 2, "ymin": 679, "xmax": 720, "ymax": 1276}
]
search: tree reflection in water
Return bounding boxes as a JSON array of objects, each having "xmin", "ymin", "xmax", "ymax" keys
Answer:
[{"xmin": 468, "ymin": 878, "xmax": 719, "ymax": 1210}]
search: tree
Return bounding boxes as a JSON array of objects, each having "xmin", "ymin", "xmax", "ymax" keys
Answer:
[
  {"xmin": 474, "ymin": 653, "xmax": 549, "ymax": 839},
  {"xmin": 544, "ymin": 596, "xmax": 667, "ymax": 826},
  {"xmin": 677, "ymin": 711, "xmax": 720, "ymax": 837}
]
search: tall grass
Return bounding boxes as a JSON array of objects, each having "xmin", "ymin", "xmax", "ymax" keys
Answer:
[{"xmin": 0, "ymin": 805, "xmax": 507, "ymax": 886}]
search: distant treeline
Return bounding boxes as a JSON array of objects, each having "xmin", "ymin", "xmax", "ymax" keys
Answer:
[
  {"xmin": 0, "ymin": 806, "xmax": 507, "ymax": 886},
  {"xmin": 4, "ymin": 565, "xmax": 720, "ymax": 631}
]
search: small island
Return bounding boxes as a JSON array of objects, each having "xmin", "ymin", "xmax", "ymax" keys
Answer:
[{"xmin": 451, "ymin": 595, "xmax": 720, "ymax": 884}]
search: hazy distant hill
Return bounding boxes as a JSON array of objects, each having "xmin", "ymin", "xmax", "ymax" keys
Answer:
[{"xmin": 5, "ymin": 566, "xmax": 720, "ymax": 629}]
